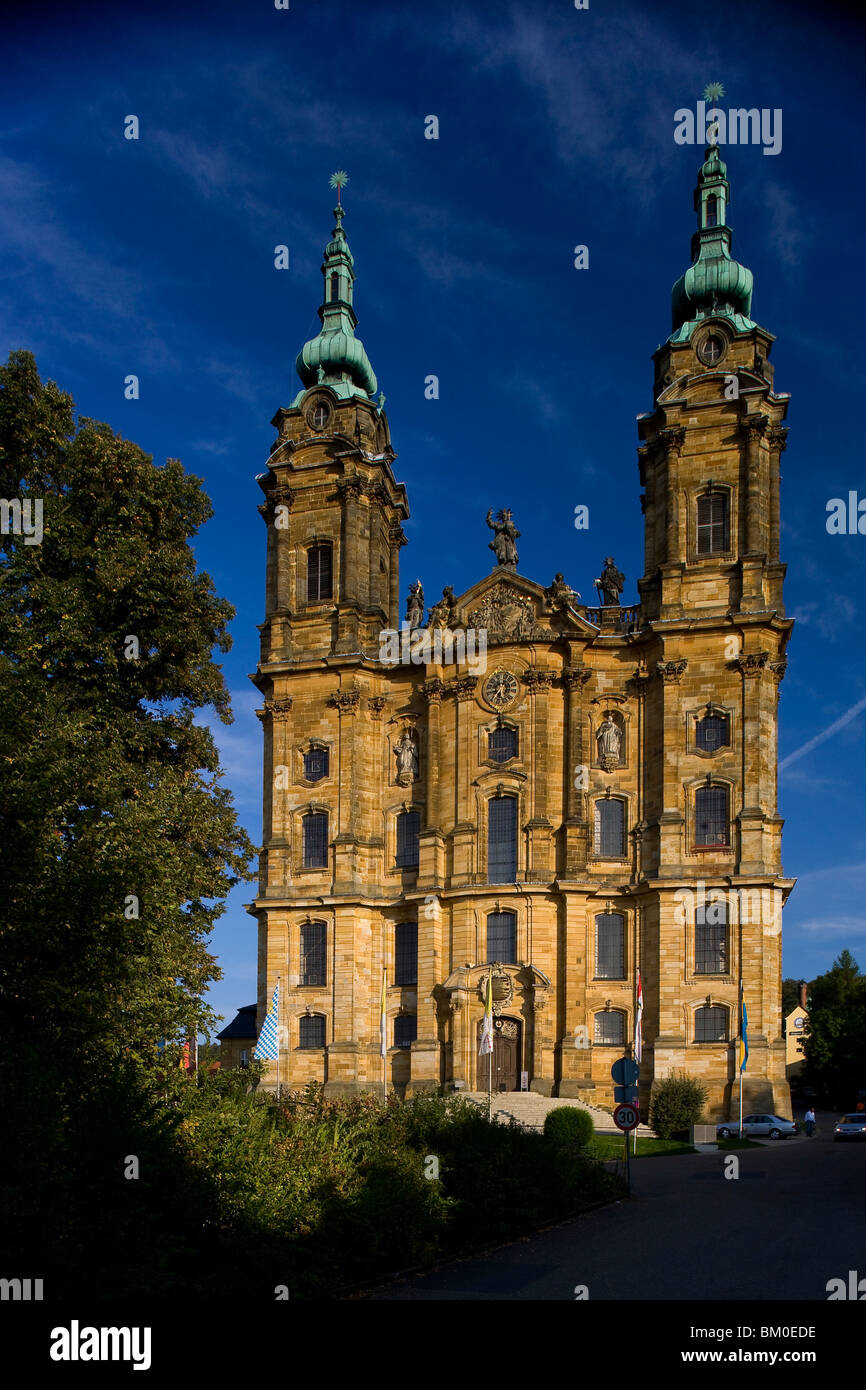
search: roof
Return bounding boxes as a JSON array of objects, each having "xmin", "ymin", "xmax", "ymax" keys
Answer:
[{"xmin": 217, "ymin": 1003, "xmax": 258, "ymax": 1041}]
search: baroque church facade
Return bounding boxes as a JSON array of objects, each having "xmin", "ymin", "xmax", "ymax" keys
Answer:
[{"xmin": 247, "ymin": 146, "xmax": 794, "ymax": 1119}]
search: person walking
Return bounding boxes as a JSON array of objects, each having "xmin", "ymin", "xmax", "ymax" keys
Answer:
[{"xmin": 804, "ymin": 1107, "xmax": 816, "ymax": 1137}]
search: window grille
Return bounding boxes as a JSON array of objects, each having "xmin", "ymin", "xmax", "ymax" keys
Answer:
[
  {"xmin": 489, "ymin": 726, "xmax": 518, "ymax": 763},
  {"xmin": 594, "ymin": 1011, "xmax": 625, "ymax": 1045},
  {"xmin": 695, "ymin": 785, "xmax": 729, "ymax": 847},
  {"xmin": 300, "ymin": 921, "xmax": 327, "ymax": 986},
  {"xmin": 695, "ymin": 1005, "xmax": 727, "ymax": 1042},
  {"xmin": 394, "ymin": 922, "xmax": 418, "ymax": 986},
  {"xmin": 299, "ymin": 1014, "xmax": 326, "ymax": 1048},
  {"xmin": 303, "ymin": 811, "xmax": 328, "ymax": 868},
  {"xmin": 696, "ymin": 713, "xmax": 729, "ymax": 752},
  {"xmin": 697, "ymin": 492, "xmax": 728, "ymax": 554},
  {"xmin": 396, "ymin": 810, "xmax": 420, "ymax": 868},
  {"xmin": 488, "ymin": 796, "xmax": 518, "ymax": 883},
  {"xmin": 394, "ymin": 1014, "xmax": 417, "ymax": 1049},
  {"xmin": 307, "ymin": 544, "xmax": 333, "ymax": 601},
  {"xmin": 594, "ymin": 798, "xmax": 626, "ymax": 857},
  {"xmin": 304, "ymin": 746, "xmax": 329, "ymax": 782},
  {"xmin": 486, "ymin": 910, "xmax": 517, "ymax": 964},
  {"xmin": 595, "ymin": 913, "xmax": 625, "ymax": 979}
]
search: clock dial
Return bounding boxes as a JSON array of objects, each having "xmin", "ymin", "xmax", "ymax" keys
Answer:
[{"xmin": 483, "ymin": 669, "xmax": 518, "ymax": 709}]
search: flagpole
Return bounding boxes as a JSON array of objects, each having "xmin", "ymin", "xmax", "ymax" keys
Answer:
[
  {"xmin": 276, "ymin": 973, "xmax": 281, "ymax": 1100},
  {"xmin": 381, "ymin": 967, "xmax": 387, "ymax": 1105},
  {"xmin": 487, "ymin": 970, "xmax": 493, "ymax": 1123}
]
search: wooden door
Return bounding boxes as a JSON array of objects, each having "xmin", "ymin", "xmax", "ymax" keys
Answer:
[{"xmin": 477, "ymin": 1016, "xmax": 522, "ymax": 1091}]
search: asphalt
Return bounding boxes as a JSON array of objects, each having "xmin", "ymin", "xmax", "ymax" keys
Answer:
[{"xmin": 364, "ymin": 1111, "xmax": 865, "ymax": 1300}]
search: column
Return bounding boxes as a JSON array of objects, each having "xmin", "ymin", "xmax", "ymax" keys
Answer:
[
  {"xmin": 524, "ymin": 668, "xmax": 554, "ymax": 880},
  {"xmin": 564, "ymin": 665, "xmax": 591, "ymax": 876},
  {"xmin": 388, "ymin": 521, "xmax": 406, "ymax": 630}
]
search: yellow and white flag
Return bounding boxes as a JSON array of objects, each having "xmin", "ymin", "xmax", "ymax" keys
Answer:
[{"xmin": 479, "ymin": 972, "xmax": 494, "ymax": 1055}]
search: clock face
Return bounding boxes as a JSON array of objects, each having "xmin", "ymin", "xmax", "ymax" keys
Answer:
[{"xmin": 483, "ymin": 669, "xmax": 519, "ymax": 710}]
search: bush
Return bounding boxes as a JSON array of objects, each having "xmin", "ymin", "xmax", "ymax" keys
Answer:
[
  {"xmin": 649, "ymin": 1072, "xmax": 707, "ymax": 1139},
  {"xmin": 543, "ymin": 1106, "xmax": 595, "ymax": 1149}
]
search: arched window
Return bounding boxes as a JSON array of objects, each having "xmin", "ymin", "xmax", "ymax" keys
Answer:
[
  {"xmin": 486, "ymin": 909, "xmax": 517, "ymax": 964},
  {"xmin": 330, "ymin": 272, "xmax": 340, "ymax": 301},
  {"xmin": 488, "ymin": 725, "xmax": 518, "ymax": 763},
  {"xmin": 488, "ymin": 795, "xmax": 518, "ymax": 883},
  {"xmin": 595, "ymin": 912, "xmax": 625, "ymax": 979},
  {"xmin": 695, "ymin": 897, "xmax": 728, "ymax": 974},
  {"xmin": 311, "ymin": 402, "xmax": 329, "ymax": 429},
  {"xmin": 594, "ymin": 1011, "xmax": 625, "ymax": 1046},
  {"xmin": 303, "ymin": 811, "xmax": 329, "ymax": 868},
  {"xmin": 304, "ymin": 745, "xmax": 329, "ymax": 782},
  {"xmin": 594, "ymin": 798, "xmax": 626, "ymax": 857},
  {"xmin": 706, "ymin": 194, "xmax": 718, "ymax": 227},
  {"xmin": 307, "ymin": 543, "xmax": 333, "ymax": 601},
  {"xmin": 299, "ymin": 1014, "xmax": 326, "ymax": 1048},
  {"xmin": 394, "ymin": 1014, "xmax": 417, "ymax": 1049},
  {"xmin": 696, "ymin": 491, "xmax": 729, "ymax": 554},
  {"xmin": 695, "ymin": 785, "xmax": 729, "ymax": 847},
  {"xmin": 396, "ymin": 810, "xmax": 420, "ymax": 868},
  {"xmin": 696, "ymin": 710, "xmax": 729, "ymax": 753},
  {"xmin": 394, "ymin": 922, "xmax": 418, "ymax": 985},
  {"xmin": 300, "ymin": 920, "xmax": 327, "ymax": 986},
  {"xmin": 695, "ymin": 1005, "xmax": 728, "ymax": 1042}
]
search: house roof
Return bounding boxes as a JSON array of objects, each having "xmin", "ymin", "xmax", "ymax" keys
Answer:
[{"xmin": 217, "ymin": 1004, "xmax": 258, "ymax": 1041}]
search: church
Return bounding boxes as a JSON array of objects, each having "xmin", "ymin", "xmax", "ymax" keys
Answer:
[{"xmin": 244, "ymin": 145, "xmax": 795, "ymax": 1119}]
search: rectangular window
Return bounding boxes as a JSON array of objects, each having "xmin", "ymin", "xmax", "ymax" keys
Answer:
[
  {"xmin": 594, "ymin": 799, "xmax": 626, "ymax": 857},
  {"xmin": 300, "ymin": 921, "xmax": 327, "ymax": 986},
  {"xmin": 299, "ymin": 1015, "xmax": 326, "ymax": 1048},
  {"xmin": 595, "ymin": 913, "xmax": 625, "ymax": 979},
  {"xmin": 697, "ymin": 493, "xmax": 729, "ymax": 554},
  {"xmin": 695, "ymin": 899, "xmax": 728, "ymax": 974},
  {"xmin": 394, "ymin": 1015, "xmax": 417, "ymax": 1049},
  {"xmin": 594, "ymin": 1012, "xmax": 625, "ymax": 1046},
  {"xmin": 394, "ymin": 922, "xmax": 418, "ymax": 986},
  {"xmin": 303, "ymin": 812, "xmax": 329, "ymax": 868},
  {"xmin": 488, "ymin": 796, "xmax": 518, "ymax": 883},
  {"xmin": 486, "ymin": 910, "xmax": 517, "ymax": 964},
  {"xmin": 695, "ymin": 786, "xmax": 729, "ymax": 847},
  {"xmin": 307, "ymin": 544, "xmax": 333, "ymax": 601},
  {"xmin": 396, "ymin": 810, "xmax": 420, "ymax": 868}
]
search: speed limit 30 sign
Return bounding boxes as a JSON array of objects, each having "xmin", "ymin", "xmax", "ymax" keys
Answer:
[{"xmin": 613, "ymin": 1102, "xmax": 639, "ymax": 1132}]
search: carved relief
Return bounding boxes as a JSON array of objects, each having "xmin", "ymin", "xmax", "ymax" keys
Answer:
[
  {"xmin": 467, "ymin": 583, "xmax": 548, "ymax": 641},
  {"xmin": 523, "ymin": 669, "xmax": 555, "ymax": 692},
  {"xmin": 257, "ymin": 697, "xmax": 293, "ymax": 722},
  {"xmin": 329, "ymin": 687, "xmax": 361, "ymax": 713},
  {"xmin": 564, "ymin": 666, "xmax": 592, "ymax": 690},
  {"xmin": 731, "ymin": 651, "xmax": 769, "ymax": 678},
  {"xmin": 367, "ymin": 696, "xmax": 388, "ymax": 719},
  {"xmin": 656, "ymin": 659, "xmax": 688, "ymax": 684},
  {"xmin": 452, "ymin": 676, "xmax": 479, "ymax": 703},
  {"xmin": 421, "ymin": 677, "xmax": 445, "ymax": 704}
]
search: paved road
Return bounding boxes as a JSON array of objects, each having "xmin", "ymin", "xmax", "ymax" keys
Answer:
[{"xmin": 366, "ymin": 1112, "xmax": 864, "ymax": 1300}]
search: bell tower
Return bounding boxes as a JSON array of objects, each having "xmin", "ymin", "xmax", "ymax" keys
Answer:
[
  {"xmin": 638, "ymin": 142, "xmax": 790, "ymax": 622},
  {"xmin": 256, "ymin": 180, "xmax": 408, "ymax": 668},
  {"xmin": 635, "ymin": 143, "xmax": 795, "ymax": 1118}
]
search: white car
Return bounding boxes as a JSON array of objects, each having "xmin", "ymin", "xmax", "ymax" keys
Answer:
[{"xmin": 716, "ymin": 1113, "xmax": 798, "ymax": 1140}]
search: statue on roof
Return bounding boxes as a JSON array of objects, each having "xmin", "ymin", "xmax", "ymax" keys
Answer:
[
  {"xmin": 595, "ymin": 557, "xmax": 625, "ymax": 607},
  {"xmin": 429, "ymin": 586, "xmax": 457, "ymax": 629},
  {"xmin": 545, "ymin": 573, "xmax": 579, "ymax": 610},
  {"xmin": 486, "ymin": 508, "xmax": 520, "ymax": 567},
  {"xmin": 405, "ymin": 580, "xmax": 425, "ymax": 629}
]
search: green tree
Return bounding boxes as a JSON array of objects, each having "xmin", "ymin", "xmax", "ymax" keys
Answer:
[
  {"xmin": 801, "ymin": 951, "xmax": 866, "ymax": 1108},
  {"xmin": 0, "ymin": 350, "xmax": 255, "ymax": 1084}
]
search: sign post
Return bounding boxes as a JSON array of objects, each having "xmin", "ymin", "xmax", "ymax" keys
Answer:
[{"xmin": 613, "ymin": 1101, "xmax": 640, "ymax": 1192}]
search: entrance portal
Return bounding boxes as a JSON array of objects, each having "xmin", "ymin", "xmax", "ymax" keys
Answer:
[{"xmin": 477, "ymin": 1015, "xmax": 522, "ymax": 1091}]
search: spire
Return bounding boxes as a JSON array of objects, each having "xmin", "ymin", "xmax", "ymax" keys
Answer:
[
  {"xmin": 292, "ymin": 172, "xmax": 378, "ymax": 405},
  {"xmin": 670, "ymin": 142, "xmax": 755, "ymax": 341}
]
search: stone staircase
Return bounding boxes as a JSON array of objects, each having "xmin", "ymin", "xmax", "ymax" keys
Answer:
[{"xmin": 461, "ymin": 1090, "xmax": 654, "ymax": 1137}]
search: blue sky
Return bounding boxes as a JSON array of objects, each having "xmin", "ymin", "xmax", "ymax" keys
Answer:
[{"xmin": 4, "ymin": 0, "xmax": 865, "ymax": 1029}]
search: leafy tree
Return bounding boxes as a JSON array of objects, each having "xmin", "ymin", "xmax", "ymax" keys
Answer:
[
  {"xmin": 801, "ymin": 951, "xmax": 866, "ymax": 1108},
  {"xmin": 0, "ymin": 349, "xmax": 256, "ymax": 1088},
  {"xmin": 649, "ymin": 1072, "xmax": 707, "ymax": 1139}
]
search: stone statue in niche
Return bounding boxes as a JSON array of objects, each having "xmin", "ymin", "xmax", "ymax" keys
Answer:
[
  {"xmin": 395, "ymin": 728, "xmax": 419, "ymax": 786},
  {"xmin": 596, "ymin": 712, "xmax": 623, "ymax": 771},
  {"xmin": 486, "ymin": 508, "xmax": 520, "ymax": 567},
  {"xmin": 595, "ymin": 557, "xmax": 625, "ymax": 607},
  {"xmin": 405, "ymin": 579, "xmax": 425, "ymax": 629}
]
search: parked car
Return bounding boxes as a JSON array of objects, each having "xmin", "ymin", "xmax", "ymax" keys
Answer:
[
  {"xmin": 834, "ymin": 1114, "xmax": 866, "ymax": 1141},
  {"xmin": 717, "ymin": 1113, "xmax": 799, "ymax": 1140}
]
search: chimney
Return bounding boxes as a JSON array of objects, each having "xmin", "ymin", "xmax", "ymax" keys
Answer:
[{"xmin": 798, "ymin": 980, "xmax": 807, "ymax": 1011}]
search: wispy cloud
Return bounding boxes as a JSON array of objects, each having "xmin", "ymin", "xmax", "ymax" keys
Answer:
[{"xmin": 779, "ymin": 693, "xmax": 866, "ymax": 770}]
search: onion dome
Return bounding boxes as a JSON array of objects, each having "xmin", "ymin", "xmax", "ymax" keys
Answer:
[
  {"xmin": 292, "ymin": 184, "xmax": 378, "ymax": 405},
  {"xmin": 670, "ymin": 144, "xmax": 756, "ymax": 341}
]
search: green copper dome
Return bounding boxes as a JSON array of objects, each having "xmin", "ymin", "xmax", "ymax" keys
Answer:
[
  {"xmin": 292, "ymin": 199, "xmax": 378, "ymax": 405},
  {"xmin": 670, "ymin": 144, "xmax": 756, "ymax": 342}
]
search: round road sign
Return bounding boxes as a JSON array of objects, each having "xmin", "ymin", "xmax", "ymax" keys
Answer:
[{"xmin": 613, "ymin": 1102, "xmax": 639, "ymax": 1132}]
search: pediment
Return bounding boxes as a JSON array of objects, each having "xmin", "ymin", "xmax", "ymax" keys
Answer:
[{"xmin": 452, "ymin": 571, "xmax": 595, "ymax": 643}]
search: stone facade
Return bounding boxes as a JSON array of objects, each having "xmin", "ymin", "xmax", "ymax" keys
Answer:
[{"xmin": 247, "ymin": 159, "xmax": 795, "ymax": 1121}]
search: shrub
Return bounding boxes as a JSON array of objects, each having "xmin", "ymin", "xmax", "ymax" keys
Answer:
[
  {"xmin": 649, "ymin": 1072, "xmax": 707, "ymax": 1139},
  {"xmin": 543, "ymin": 1106, "xmax": 595, "ymax": 1149}
]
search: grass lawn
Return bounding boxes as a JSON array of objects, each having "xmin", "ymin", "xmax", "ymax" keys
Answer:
[{"xmin": 588, "ymin": 1134, "xmax": 696, "ymax": 1158}]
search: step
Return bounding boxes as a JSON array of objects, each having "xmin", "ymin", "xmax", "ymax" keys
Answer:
[{"xmin": 460, "ymin": 1091, "xmax": 654, "ymax": 1136}]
